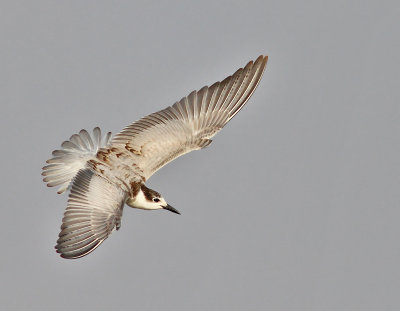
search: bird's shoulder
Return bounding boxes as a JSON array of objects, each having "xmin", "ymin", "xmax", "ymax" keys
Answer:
[{"xmin": 85, "ymin": 146, "xmax": 145, "ymax": 192}]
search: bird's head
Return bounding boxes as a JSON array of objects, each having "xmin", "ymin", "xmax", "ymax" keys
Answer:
[{"xmin": 126, "ymin": 184, "xmax": 180, "ymax": 214}]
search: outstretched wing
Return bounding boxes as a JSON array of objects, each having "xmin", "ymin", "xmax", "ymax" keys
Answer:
[
  {"xmin": 55, "ymin": 169, "xmax": 127, "ymax": 259},
  {"xmin": 111, "ymin": 55, "xmax": 268, "ymax": 180},
  {"xmin": 42, "ymin": 127, "xmax": 112, "ymax": 194}
]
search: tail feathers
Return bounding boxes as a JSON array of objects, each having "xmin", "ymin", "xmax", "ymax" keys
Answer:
[{"xmin": 42, "ymin": 127, "xmax": 112, "ymax": 194}]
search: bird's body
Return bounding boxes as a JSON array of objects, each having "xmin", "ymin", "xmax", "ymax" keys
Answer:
[{"xmin": 43, "ymin": 55, "xmax": 268, "ymax": 259}]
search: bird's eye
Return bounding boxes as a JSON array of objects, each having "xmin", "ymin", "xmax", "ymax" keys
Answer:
[{"xmin": 153, "ymin": 198, "xmax": 160, "ymax": 203}]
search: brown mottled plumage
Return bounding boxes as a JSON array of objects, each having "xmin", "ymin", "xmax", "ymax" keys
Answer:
[{"xmin": 43, "ymin": 55, "xmax": 268, "ymax": 259}]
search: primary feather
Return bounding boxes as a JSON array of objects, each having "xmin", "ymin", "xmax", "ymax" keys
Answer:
[
  {"xmin": 111, "ymin": 55, "xmax": 268, "ymax": 179},
  {"xmin": 43, "ymin": 55, "xmax": 268, "ymax": 259},
  {"xmin": 55, "ymin": 169, "xmax": 127, "ymax": 258}
]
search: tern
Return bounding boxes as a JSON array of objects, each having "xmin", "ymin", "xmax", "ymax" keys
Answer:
[{"xmin": 43, "ymin": 55, "xmax": 268, "ymax": 259}]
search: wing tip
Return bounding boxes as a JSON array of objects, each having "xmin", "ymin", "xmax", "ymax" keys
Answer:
[
  {"xmin": 255, "ymin": 54, "xmax": 268, "ymax": 70},
  {"xmin": 55, "ymin": 244, "xmax": 98, "ymax": 259},
  {"xmin": 55, "ymin": 235, "xmax": 104, "ymax": 259}
]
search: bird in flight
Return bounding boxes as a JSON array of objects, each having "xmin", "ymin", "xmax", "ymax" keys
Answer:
[{"xmin": 42, "ymin": 55, "xmax": 268, "ymax": 259}]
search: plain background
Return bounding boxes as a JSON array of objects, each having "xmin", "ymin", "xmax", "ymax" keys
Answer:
[{"xmin": 1, "ymin": 1, "xmax": 399, "ymax": 310}]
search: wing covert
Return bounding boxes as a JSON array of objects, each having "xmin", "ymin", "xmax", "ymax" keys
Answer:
[{"xmin": 111, "ymin": 55, "xmax": 268, "ymax": 179}]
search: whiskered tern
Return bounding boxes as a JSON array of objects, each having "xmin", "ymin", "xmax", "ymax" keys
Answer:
[{"xmin": 43, "ymin": 55, "xmax": 268, "ymax": 259}]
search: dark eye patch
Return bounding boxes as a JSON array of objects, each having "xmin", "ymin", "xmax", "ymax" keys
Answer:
[{"xmin": 153, "ymin": 198, "xmax": 160, "ymax": 203}]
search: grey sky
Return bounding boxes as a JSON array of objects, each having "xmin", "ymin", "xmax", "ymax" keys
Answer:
[{"xmin": 1, "ymin": 1, "xmax": 399, "ymax": 310}]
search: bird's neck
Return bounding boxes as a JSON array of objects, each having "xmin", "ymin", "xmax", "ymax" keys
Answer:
[{"xmin": 126, "ymin": 189, "xmax": 146, "ymax": 208}]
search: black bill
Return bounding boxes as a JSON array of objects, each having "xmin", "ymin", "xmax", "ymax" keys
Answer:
[{"xmin": 163, "ymin": 204, "xmax": 181, "ymax": 215}]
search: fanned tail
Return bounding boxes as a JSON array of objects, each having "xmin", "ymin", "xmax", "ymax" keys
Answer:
[{"xmin": 42, "ymin": 127, "xmax": 112, "ymax": 194}]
